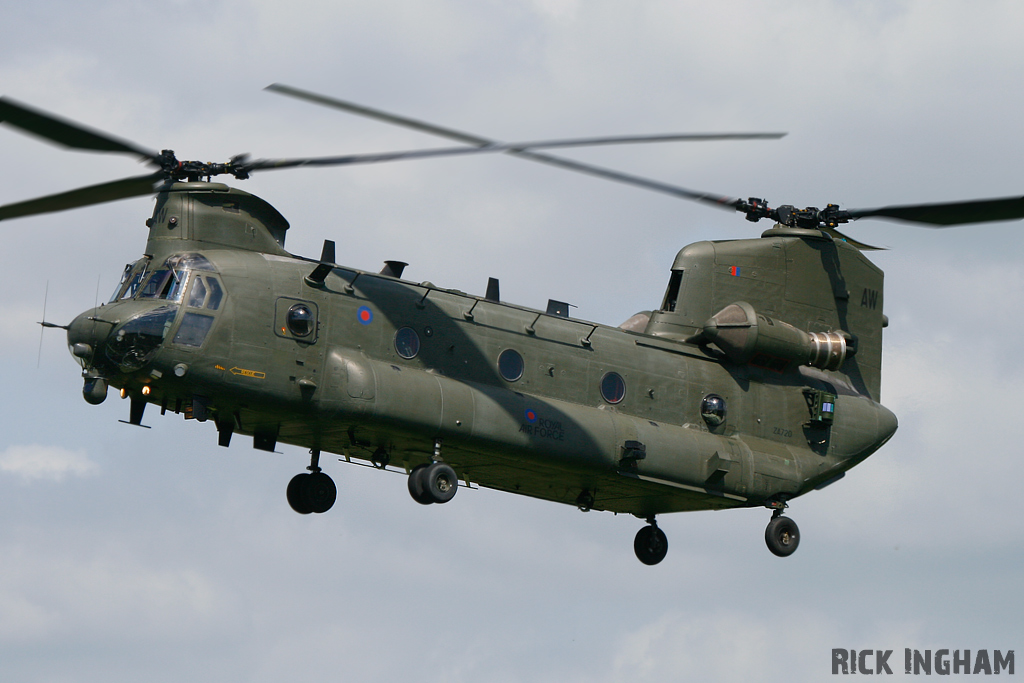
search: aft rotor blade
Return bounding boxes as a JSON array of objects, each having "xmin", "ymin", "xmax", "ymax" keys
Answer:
[
  {"xmin": 847, "ymin": 196, "xmax": 1024, "ymax": 226},
  {"xmin": 0, "ymin": 172, "xmax": 165, "ymax": 222},
  {"xmin": 245, "ymin": 131, "xmax": 786, "ymax": 173},
  {"xmin": 265, "ymin": 83, "xmax": 758, "ymax": 211},
  {"xmin": 0, "ymin": 96, "xmax": 160, "ymax": 161},
  {"xmin": 820, "ymin": 227, "xmax": 885, "ymax": 251}
]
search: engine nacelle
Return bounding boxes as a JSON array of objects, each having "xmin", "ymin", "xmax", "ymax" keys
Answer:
[{"xmin": 697, "ymin": 301, "xmax": 849, "ymax": 371}]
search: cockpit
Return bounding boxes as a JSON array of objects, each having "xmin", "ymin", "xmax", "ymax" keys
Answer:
[{"xmin": 79, "ymin": 253, "xmax": 227, "ymax": 374}]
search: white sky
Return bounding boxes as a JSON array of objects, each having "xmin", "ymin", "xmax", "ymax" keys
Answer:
[{"xmin": 2, "ymin": 1, "xmax": 1023, "ymax": 680}]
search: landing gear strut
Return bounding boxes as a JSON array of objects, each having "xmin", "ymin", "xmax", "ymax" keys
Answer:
[
  {"xmin": 634, "ymin": 518, "xmax": 668, "ymax": 566},
  {"xmin": 764, "ymin": 508, "xmax": 800, "ymax": 557},
  {"xmin": 287, "ymin": 449, "xmax": 337, "ymax": 515}
]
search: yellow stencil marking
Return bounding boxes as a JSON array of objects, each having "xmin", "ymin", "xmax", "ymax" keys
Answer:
[{"xmin": 230, "ymin": 366, "xmax": 266, "ymax": 379}]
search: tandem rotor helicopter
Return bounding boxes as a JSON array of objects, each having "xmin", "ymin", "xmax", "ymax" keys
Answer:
[{"xmin": 3, "ymin": 85, "xmax": 1023, "ymax": 565}]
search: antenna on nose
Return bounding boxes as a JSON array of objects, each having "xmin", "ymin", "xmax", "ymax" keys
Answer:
[{"xmin": 36, "ymin": 281, "xmax": 70, "ymax": 368}]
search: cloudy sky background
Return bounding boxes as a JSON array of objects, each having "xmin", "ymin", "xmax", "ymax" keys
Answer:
[{"xmin": 2, "ymin": 1, "xmax": 1023, "ymax": 680}]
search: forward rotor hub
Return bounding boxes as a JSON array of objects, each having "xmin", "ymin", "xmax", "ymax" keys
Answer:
[
  {"xmin": 738, "ymin": 198, "xmax": 852, "ymax": 230},
  {"xmin": 155, "ymin": 149, "xmax": 252, "ymax": 182}
]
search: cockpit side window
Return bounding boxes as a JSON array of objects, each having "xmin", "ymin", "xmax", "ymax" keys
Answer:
[
  {"xmin": 205, "ymin": 277, "xmax": 224, "ymax": 310},
  {"xmin": 173, "ymin": 312, "xmax": 215, "ymax": 347},
  {"xmin": 109, "ymin": 263, "xmax": 132, "ymax": 303},
  {"xmin": 187, "ymin": 276, "xmax": 208, "ymax": 308}
]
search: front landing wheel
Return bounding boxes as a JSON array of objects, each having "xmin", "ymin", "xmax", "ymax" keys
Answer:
[
  {"xmin": 634, "ymin": 524, "xmax": 668, "ymax": 565},
  {"xmin": 305, "ymin": 472, "xmax": 337, "ymax": 514},
  {"xmin": 765, "ymin": 515, "xmax": 800, "ymax": 557},
  {"xmin": 287, "ymin": 471, "xmax": 337, "ymax": 514}
]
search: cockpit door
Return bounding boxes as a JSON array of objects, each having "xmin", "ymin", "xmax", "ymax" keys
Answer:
[{"xmin": 169, "ymin": 273, "xmax": 226, "ymax": 349}]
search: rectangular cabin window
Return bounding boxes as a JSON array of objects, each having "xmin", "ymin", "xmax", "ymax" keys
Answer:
[{"xmin": 661, "ymin": 270, "xmax": 684, "ymax": 312}]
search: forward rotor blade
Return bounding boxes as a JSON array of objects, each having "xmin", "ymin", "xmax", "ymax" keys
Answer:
[
  {"xmin": 265, "ymin": 83, "xmax": 761, "ymax": 211},
  {"xmin": 266, "ymin": 83, "xmax": 491, "ymax": 146},
  {"xmin": 847, "ymin": 196, "xmax": 1024, "ymax": 226},
  {"xmin": 0, "ymin": 172, "xmax": 165, "ymax": 222},
  {"xmin": 245, "ymin": 131, "xmax": 786, "ymax": 173},
  {"xmin": 0, "ymin": 96, "xmax": 160, "ymax": 161}
]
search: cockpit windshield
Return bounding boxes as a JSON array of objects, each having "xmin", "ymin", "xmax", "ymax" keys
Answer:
[
  {"xmin": 108, "ymin": 252, "xmax": 222, "ymax": 314},
  {"xmin": 117, "ymin": 253, "xmax": 217, "ymax": 303},
  {"xmin": 109, "ymin": 259, "xmax": 150, "ymax": 303},
  {"xmin": 138, "ymin": 269, "xmax": 186, "ymax": 301}
]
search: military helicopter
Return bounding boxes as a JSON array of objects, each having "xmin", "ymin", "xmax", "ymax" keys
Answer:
[{"xmin": 3, "ymin": 87, "xmax": 1023, "ymax": 566}]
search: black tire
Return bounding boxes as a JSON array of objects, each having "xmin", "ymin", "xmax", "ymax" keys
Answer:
[
  {"xmin": 765, "ymin": 515, "xmax": 800, "ymax": 557},
  {"xmin": 634, "ymin": 525, "xmax": 668, "ymax": 565},
  {"xmin": 305, "ymin": 472, "xmax": 337, "ymax": 514},
  {"xmin": 408, "ymin": 464, "xmax": 434, "ymax": 505},
  {"xmin": 424, "ymin": 462, "xmax": 458, "ymax": 504},
  {"xmin": 287, "ymin": 473, "xmax": 313, "ymax": 514}
]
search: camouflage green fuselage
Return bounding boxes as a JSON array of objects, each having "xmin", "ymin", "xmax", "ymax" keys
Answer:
[{"xmin": 68, "ymin": 184, "xmax": 897, "ymax": 519}]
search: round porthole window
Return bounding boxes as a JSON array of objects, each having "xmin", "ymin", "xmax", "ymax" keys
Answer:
[
  {"xmin": 498, "ymin": 349, "xmax": 524, "ymax": 382},
  {"xmin": 600, "ymin": 372, "xmax": 626, "ymax": 404},
  {"xmin": 286, "ymin": 303, "xmax": 315, "ymax": 337},
  {"xmin": 701, "ymin": 394, "xmax": 727, "ymax": 426},
  {"xmin": 394, "ymin": 327, "xmax": 420, "ymax": 359}
]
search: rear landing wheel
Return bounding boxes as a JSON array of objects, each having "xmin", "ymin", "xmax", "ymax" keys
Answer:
[
  {"xmin": 765, "ymin": 515, "xmax": 800, "ymax": 557},
  {"xmin": 634, "ymin": 524, "xmax": 668, "ymax": 565}
]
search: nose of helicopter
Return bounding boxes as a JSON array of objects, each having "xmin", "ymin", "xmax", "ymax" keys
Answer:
[
  {"xmin": 66, "ymin": 306, "xmax": 106, "ymax": 367},
  {"xmin": 66, "ymin": 306, "xmax": 114, "ymax": 405},
  {"xmin": 65, "ymin": 301, "xmax": 180, "ymax": 405}
]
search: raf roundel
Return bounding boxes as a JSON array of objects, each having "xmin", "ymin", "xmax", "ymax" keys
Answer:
[
  {"xmin": 356, "ymin": 306, "xmax": 374, "ymax": 325},
  {"xmin": 524, "ymin": 409, "xmax": 538, "ymax": 424}
]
